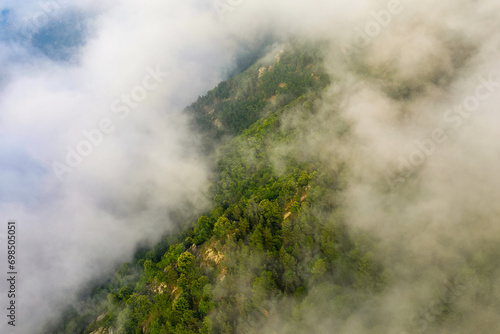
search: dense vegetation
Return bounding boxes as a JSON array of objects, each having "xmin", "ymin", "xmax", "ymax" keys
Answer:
[{"xmin": 44, "ymin": 42, "xmax": 386, "ymax": 334}]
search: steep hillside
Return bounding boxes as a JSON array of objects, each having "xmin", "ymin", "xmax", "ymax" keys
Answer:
[{"xmin": 44, "ymin": 41, "xmax": 385, "ymax": 334}]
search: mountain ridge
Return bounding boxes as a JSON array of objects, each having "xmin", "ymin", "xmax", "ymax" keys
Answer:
[{"xmin": 44, "ymin": 40, "xmax": 387, "ymax": 334}]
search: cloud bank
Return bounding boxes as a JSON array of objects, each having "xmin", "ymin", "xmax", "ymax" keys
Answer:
[
  {"xmin": 0, "ymin": 0, "xmax": 271, "ymax": 331},
  {"xmin": 262, "ymin": 0, "xmax": 500, "ymax": 332}
]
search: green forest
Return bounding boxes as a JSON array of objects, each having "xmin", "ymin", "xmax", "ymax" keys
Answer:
[{"xmin": 43, "ymin": 42, "xmax": 400, "ymax": 334}]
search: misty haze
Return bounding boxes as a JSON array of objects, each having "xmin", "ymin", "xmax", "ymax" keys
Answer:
[{"xmin": 1, "ymin": 0, "xmax": 500, "ymax": 333}]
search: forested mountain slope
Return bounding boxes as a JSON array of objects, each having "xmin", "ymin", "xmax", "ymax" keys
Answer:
[{"xmin": 43, "ymin": 42, "xmax": 398, "ymax": 334}]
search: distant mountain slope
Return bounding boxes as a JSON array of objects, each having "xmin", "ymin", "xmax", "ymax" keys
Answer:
[{"xmin": 186, "ymin": 41, "xmax": 329, "ymax": 144}]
